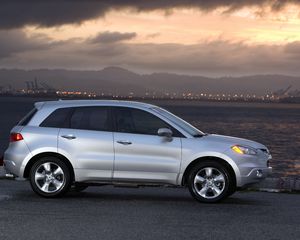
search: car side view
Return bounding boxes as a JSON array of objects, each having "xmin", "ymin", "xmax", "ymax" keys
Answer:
[{"xmin": 4, "ymin": 100, "xmax": 272, "ymax": 203}]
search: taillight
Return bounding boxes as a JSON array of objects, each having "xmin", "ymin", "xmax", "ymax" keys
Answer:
[{"xmin": 10, "ymin": 133, "xmax": 23, "ymax": 142}]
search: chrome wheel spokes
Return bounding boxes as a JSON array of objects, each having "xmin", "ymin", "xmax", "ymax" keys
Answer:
[
  {"xmin": 34, "ymin": 162, "xmax": 65, "ymax": 193},
  {"xmin": 193, "ymin": 167, "xmax": 226, "ymax": 199},
  {"xmin": 194, "ymin": 175, "xmax": 206, "ymax": 184},
  {"xmin": 42, "ymin": 162, "xmax": 51, "ymax": 172}
]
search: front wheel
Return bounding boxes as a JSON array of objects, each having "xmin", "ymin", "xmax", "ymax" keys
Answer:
[
  {"xmin": 188, "ymin": 161, "xmax": 234, "ymax": 203},
  {"xmin": 29, "ymin": 157, "xmax": 71, "ymax": 198}
]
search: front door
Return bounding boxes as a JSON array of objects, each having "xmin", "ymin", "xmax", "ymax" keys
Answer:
[{"xmin": 112, "ymin": 107, "xmax": 182, "ymax": 185}]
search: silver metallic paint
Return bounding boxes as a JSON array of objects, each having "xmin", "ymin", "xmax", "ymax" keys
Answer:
[{"xmin": 4, "ymin": 100, "xmax": 272, "ymax": 189}]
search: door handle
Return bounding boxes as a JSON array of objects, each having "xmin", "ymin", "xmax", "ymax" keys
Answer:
[
  {"xmin": 116, "ymin": 140, "xmax": 132, "ymax": 145},
  {"xmin": 61, "ymin": 135, "xmax": 76, "ymax": 140}
]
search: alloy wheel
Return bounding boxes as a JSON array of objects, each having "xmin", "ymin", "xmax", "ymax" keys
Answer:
[
  {"xmin": 193, "ymin": 167, "xmax": 226, "ymax": 199},
  {"xmin": 34, "ymin": 162, "xmax": 65, "ymax": 193}
]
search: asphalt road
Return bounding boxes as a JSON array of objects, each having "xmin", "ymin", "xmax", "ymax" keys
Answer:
[{"xmin": 0, "ymin": 179, "xmax": 299, "ymax": 240}]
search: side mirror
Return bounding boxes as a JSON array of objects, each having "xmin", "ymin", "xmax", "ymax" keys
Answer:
[{"xmin": 157, "ymin": 128, "xmax": 173, "ymax": 138}]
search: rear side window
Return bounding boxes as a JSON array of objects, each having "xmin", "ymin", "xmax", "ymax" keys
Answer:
[
  {"xmin": 40, "ymin": 108, "xmax": 71, "ymax": 128},
  {"xmin": 18, "ymin": 108, "xmax": 37, "ymax": 126},
  {"xmin": 70, "ymin": 107, "xmax": 111, "ymax": 131}
]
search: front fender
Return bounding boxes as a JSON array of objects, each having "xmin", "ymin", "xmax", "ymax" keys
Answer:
[{"xmin": 178, "ymin": 151, "xmax": 241, "ymax": 186}]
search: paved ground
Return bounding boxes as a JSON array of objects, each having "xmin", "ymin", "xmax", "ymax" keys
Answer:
[{"xmin": 0, "ymin": 179, "xmax": 299, "ymax": 240}]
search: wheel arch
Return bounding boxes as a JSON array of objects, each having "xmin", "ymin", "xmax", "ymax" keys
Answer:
[
  {"xmin": 181, "ymin": 156, "xmax": 237, "ymax": 188},
  {"xmin": 23, "ymin": 152, "xmax": 75, "ymax": 182}
]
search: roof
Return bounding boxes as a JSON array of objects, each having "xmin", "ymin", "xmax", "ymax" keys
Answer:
[{"xmin": 35, "ymin": 99, "xmax": 157, "ymax": 110}]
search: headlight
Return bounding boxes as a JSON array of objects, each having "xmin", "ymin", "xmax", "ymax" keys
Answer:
[{"xmin": 231, "ymin": 145, "xmax": 257, "ymax": 155}]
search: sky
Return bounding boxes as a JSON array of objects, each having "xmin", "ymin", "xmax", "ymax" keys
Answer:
[{"xmin": 1, "ymin": 0, "xmax": 300, "ymax": 76}]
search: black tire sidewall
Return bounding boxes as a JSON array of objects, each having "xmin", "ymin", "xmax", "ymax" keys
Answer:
[
  {"xmin": 188, "ymin": 161, "xmax": 231, "ymax": 203},
  {"xmin": 29, "ymin": 157, "xmax": 71, "ymax": 198}
]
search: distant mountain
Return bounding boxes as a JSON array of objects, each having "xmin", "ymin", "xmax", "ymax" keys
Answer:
[{"xmin": 0, "ymin": 67, "xmax": 299, "ymax": 95}]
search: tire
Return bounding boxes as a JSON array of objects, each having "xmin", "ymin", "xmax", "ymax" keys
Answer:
[
  {"xmin": 29, "ymin": 157, "xmax": 71, "ymax": 198},
  {"xmin": 187, "ymin": 161, "xmax": 234, "ymax": 203}
]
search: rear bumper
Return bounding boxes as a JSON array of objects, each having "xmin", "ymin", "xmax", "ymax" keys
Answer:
[
  {"xmin": 3, "ymin": 140, "xmax": 33, "ymax": 178},
  {"xmin": 239, "ymin": 167, "xmax": 272, "ymax": 187},
  {"xmin": 3, "ymin": 159, "xmax": 19, "ymax": 177}
]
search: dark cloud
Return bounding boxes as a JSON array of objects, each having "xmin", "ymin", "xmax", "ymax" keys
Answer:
[
  {"xmin": 0, "ymin": 1, "xmax": 107, "ymax": 29},
  {"xmin": 1, "ymin": 0, "xmax": 300, "ymax": 29},
  {"xmin": 88, "ymin": 31, "xmax": 137, "ymax": 44}
]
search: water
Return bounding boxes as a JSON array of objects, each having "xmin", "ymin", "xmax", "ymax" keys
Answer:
[{"xmin": 0, "ymin": 97, "xmax": 299, "ymax": 177}]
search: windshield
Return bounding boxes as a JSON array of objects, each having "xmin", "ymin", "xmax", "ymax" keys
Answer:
[{"xmin": 152, "ymin": 107, "xmax": 205, "ymax": 137}]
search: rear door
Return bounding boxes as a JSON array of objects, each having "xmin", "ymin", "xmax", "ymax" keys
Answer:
[
  {"xmin": 58, "ymin": 106, "xmax": 114, "ymax": 181},
  {"xmin": 112, "ymin": 107, "xmax": 182, "ymax": 185}
]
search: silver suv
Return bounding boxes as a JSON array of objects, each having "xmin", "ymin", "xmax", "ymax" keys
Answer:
[{"xmin": 4, "ymin": 100, "xmax": 272, "ymax": 202}]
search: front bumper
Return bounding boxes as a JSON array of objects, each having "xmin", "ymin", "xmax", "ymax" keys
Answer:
[
  {"xmin": 223, "ymin": 145, "xmax": 272, "ymax": 187},
  {"xmin": 239, "ymin": 167, "xmax": 272, "ymax": 187}
]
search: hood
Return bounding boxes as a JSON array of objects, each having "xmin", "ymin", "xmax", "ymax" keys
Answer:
[{"xmin": 203, "ymin": 134, "xmax": 266, "ymax": 149}]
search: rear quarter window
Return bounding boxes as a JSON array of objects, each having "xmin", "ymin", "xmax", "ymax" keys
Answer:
[
  {"xmin": 18, "ymin": 108, "xmax": 37, "ymax": 126},
  {"xmin": 40, "ymin": 108, "xmax": 72, "ymax": 128}
]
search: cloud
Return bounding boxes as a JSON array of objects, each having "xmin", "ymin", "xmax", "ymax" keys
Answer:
[
  {"xmin": 88, "ymin": 31, "xmax": 137, "ymax": 44},
  {"xmin": 1, "ymin": 35, "xmax": 300, "ymax": 77},
  {"xmin": 1, "ymin": 0, "xmax": 300, "ymax": 29},
  {"xmin": 284, "ymin": 41, "xmax": 300, "ymax": 55},
  {"xmin": 0, "ymin": 30, "xmax": 55, "ymax": 58},
  {"xmin": 99, "ymin": 41, "xmax": 291, "ymax": 76},
  {"xmin": 146, "ymin": 33, "xmax": 161, "ymax": 39}
]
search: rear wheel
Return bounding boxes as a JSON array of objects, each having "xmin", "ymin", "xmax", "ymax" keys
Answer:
[
  {"xmin": 29, "ymin": 157, "xmax": 71, "ymax": 198},
  {"xmin": 188, "ymin": 161, "xmax": 234, "ymax": 203}
]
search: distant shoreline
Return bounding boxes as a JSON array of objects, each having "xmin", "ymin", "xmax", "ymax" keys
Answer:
[{"xmin": 0, "ymin": 94, "xmax": 299, "ymax": 109}]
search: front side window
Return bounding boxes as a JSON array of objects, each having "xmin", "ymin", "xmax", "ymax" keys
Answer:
[
  {"xmin": 70, "ymin": 107, "xmax": 111, "ymax": 131},
  {"xmin": 114, "ymin": 107, "xmax": 182, "ymax": 137},
  {"xmin": 152, "ymin": 107, "xmax": 204, "ymax": 137}
]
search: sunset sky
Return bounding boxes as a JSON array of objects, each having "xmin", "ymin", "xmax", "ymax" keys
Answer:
[{"xmin": 1, "ymin": 0, "xmax": 300, "ymax": 76}]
